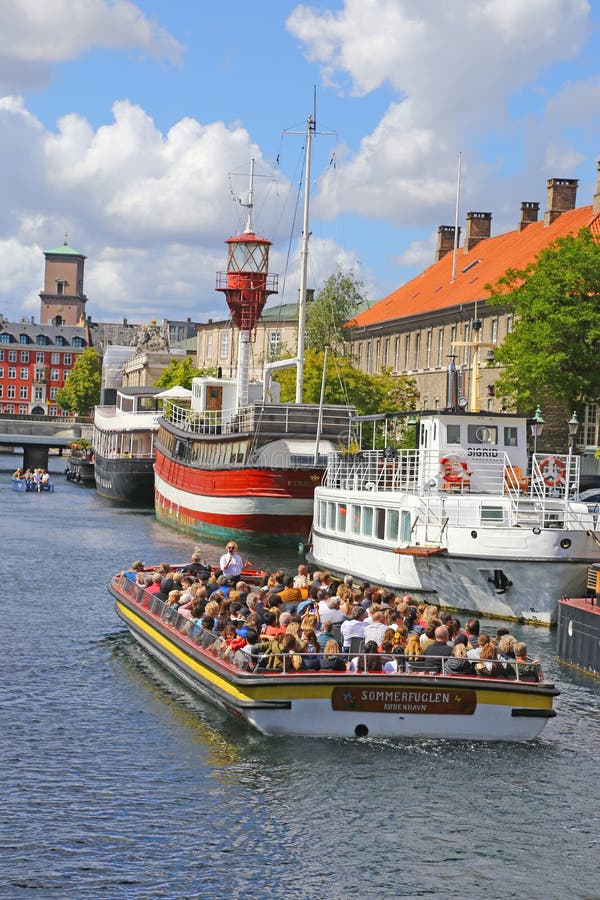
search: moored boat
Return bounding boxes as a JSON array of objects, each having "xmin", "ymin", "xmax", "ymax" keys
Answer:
[
  {"xmin": 65, "ymin": 444, "xmax": 95, "ymax": 485},
  {"xmin": 309, "ymin": 396, "xmax": 600, "ymax": 625},
  {"xmin": 92, "ymin": 386, "xmax": 162, "ymax": 504},
  {"xmin": 109, "ymin": 571, "xmax": 559, "ymax": 740},
  {"xmin": 557, "ymin": 565, "xmax": 600, "ymax": 674}
]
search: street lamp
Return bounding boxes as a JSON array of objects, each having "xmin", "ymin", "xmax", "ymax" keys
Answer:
[
  {"xmin": 568, "ymin": 410, "xmax": 579, "ymax": 450},
  {"xmin": 530, "ymin": 404, "xmax": 545, "ymax": 456}
]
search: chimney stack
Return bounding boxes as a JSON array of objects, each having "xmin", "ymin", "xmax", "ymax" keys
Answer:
[
  {"xmin": 519, "ymin": 201, "xmax": 540, "ymax": 231},
  {"xmin": 593, "ymin": 160, "xmax": 600, "ymax": 215},
  {"xmin": 464, "ymin": 212, "xmax": 492, "ymax": 253},
  {"xmin": 544, "ymin": 177, "xmax": 578, "ymax": 226},
  {"xmin": 436, "ymin": 225, "xmax": 460, "ymax": 262}
]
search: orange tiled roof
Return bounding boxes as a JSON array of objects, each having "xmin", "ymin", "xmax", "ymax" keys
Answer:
[{"xmin": 351, "ymin": 205, "xmax": 598, "ymax": 328}]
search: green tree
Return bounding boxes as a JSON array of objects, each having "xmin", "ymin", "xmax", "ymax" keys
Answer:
[
  {"xmin": 154, "ymin": 357, "xmax": 216, "ymax": 390},
  {"xmin": 273, "ymin": 348, "xmax": 418, "ymax": 417},
  {"xmin": 305, "ymin": 267, "xmax": 366, "ymax": 350},
  {"xmin": 487, "ymin": 228, "xmax": 600, "ymax": 412},
  {"xmin": 56, "ymin": 347, "xmax": 101, "ymax": 415}
]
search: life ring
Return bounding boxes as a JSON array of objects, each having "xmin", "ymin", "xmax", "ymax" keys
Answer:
[
  {"xmin": 440, "ymin": 455, "xmax": 469, "ymax": 484},
  {"xmin": 539, "ymin": 455, "xmax": 566, "ymax": 487}
]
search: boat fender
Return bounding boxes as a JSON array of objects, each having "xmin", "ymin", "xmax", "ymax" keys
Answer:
[
  {"xmin": 539, "ymin": 455, "xmax": 566, "ymax": 487},
  {"xmin": 440, "ymin": 455, "xmax": 469, "ymax": 484}
]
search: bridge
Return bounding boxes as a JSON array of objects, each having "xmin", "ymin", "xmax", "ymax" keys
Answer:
[{"xmin": 0, "ymin": 413, "xmax": 93, "ymax": 469}]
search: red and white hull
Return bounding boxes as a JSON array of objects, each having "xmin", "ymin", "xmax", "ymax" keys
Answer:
[{"xmin": 154, "ymin": 449, "xmax": 321, "ymax": 541}]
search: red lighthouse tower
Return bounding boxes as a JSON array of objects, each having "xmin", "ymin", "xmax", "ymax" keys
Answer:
[{"xmin": 216, "ymin": 160, "xmax": 278, "ymax": 407}]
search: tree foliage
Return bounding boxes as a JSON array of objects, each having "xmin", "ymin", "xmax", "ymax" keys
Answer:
[
  {"xmin": 154, "ymin": 357, "xmax": 216, "ymax": 390},
  {"xmin": 487, "ymin": 228, "xmax": 600, "ymax": 412},
  {"xmin": 56, "ymin": 347, "xmax": 101, "ymax": 415},
  {"xmin": 305, "ymin": 267, "xmax": 366, "ymax": 350},
  {"xmin": 273, "ymin": 348, "xmax": 418, "ymax": 417}
]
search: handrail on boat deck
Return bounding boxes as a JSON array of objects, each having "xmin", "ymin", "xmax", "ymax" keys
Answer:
[{"xmin": 113, "ymin": 575, "xmax": 546, "ymax": 684}]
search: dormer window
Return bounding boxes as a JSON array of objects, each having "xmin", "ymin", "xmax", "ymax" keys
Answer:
[
  {"xmin": 55, "ymin": 335, "xmax": 65, "ymax": 346},
  {"xmin": 72, "ymin": 337, "xmax": 85, "ymax": 348},
  {"xmin": 19, "ymin": 334, "xmax": 28, "ymax": 344},
  {"xmin": 0, "ymin": 333, "xmax": 10, "ymax": 343},
  {"xmin": 36, "ymin": 335, "xmax": 49, "ymax": 346}
]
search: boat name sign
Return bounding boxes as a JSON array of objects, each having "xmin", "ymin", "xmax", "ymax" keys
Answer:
[{"xmin": 332, "ymin": 687, "xmax": 477, "ymax": 715}]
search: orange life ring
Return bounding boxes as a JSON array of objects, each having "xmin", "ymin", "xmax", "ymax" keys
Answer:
[
  {"xmin": 539, "ymin": 455, "xmax": 566, "ymax": 487},
  {"xmin": 440, "ymin": 455, "xmax": 469, "ymax": 484}
]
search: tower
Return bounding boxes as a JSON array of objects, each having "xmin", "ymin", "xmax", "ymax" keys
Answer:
[
  {"xmin": 39, "ymin": 237, "xmax": 88, "ymax": 326},
  {"xmin": 215, "ymin": 160, "xmax": 278, "ymax": 407}
]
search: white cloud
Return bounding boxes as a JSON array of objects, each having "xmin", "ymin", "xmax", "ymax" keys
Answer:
[
  {"xmin": 0, "ymin": 0, "xmax": 184, "ymax": 92},
  {"xmin": 289, "ymin": 0, "xmax": 596, "ymax": 236}
]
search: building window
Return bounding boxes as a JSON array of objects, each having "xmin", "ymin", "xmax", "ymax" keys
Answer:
[
  {"xmin": 72, "ymin": 337, "xmax": 84, "ymax": 348},
  {"xmin": 20, "ymin": 368, "xmax": 28, "ymax": 380},
  {"xmin": 8, "ymin": 367, "xmax": 16, "ymax": 379},
  {"xmin": 19, "ymin": 405, "xmax": 27, "ymax": 414},
  {"xmin": 8, "ymin": 350, "xmax": 17, "ymax": 362},
  {"xmin": 394, "ymin": 336, "xmax": 400, "ymax": 371},
  {"xmin": 51, "ymin": 353, "xmax": 60, "ymax": 364},
  {"xmin": 7, "ymin": 385, "xmax": 15, "ymax": 398},
  {"xmin": 414, "ymin": 332, "xmax": 421, "ymax": 369},
  {"xmin": 0, "ymin": 385, "xmax": 3, "ymax": 397},
  {"xmin": 584, "ymin": 403, "xmax": 598, "ymax": 447},
  {"xmin": 375, "ymin": 339, "xmax": 381, "ymax": 372},
  {"xmin": 34, "ymin": 386, "xmax": 43, "ymax": 401},
  {"xmin": 0, "ymin": 333, "xmax": 10, "ymax": 344},
  {"xmin": 437, "ymin": 327, "xmax": 444, "ymax": 367},
  {"xmin": 491, "ymin": 318, "xmax": 498, "ymax": 344},
  {"xmin": 5, "ymin": 404, "xmax": 14, "ymax": 413},
  {"xmin": 55, "ymin": 336, "xmax": 66, "ymax": 346},
  {"xmin": 269, "ymin": 330, "xmax": 282, "ymax": 357},
  {"xmin": 366, "ymin": 341, "xmax": 372, "ymax": 374},
  {"xmin": 425, "ymin": 330, "xmax": 432, "ymax": 369},
  {"xmin": 48, "ymin": 405, "xmax": 57, "ymax": 416},
  {"xmin": 19, "ymin": 334, "xmax": 28, "ymax": 344},
  {"xmin": 384, "ymin": 337, "xmax": 390, "ymax": 368},
  {"xmin": 219, "ymin": 331, "xmax": 229, "ymax": 359},
  {"xmin": 463, "ymin": 322, "xmax": 471, "ymax": 366},
  {"xmin": 0, "ymin": 350, "xmax": 3, "ymax": 360},
  {"xmin": 0, "ymin": 367, "xmax": 3, "ymax": 378},
  {"xmin": 57, "ymin": 281, "xmax": 65, "ymax": 296},
  {"xmin": 50, "ymin": 369, "xmax": 60, "ymax": 381},
  {"xmin": 404, "ymin": 334, "xmax": 411, "ymax": 370},
  {"xmin": 20, "ymin": 351, "xmax": 29, "ymax": 363},
  {"xmin": 63, "ymin": 353, "xmax": 72, "ymax": 365},
  {"xmin": 49, "ymin": 387, "xmax": 58, "ymax": 400},
  {"xmin": 206, "ymin": 333, "xmax": 213, "ymax": 357},
  {"xmin": 19, "ymin": 386, "xmax": 28, "ymax": 400},
  {"xmin": 36, "ymin": 352, "xmax": 44, "ymax": 363}
]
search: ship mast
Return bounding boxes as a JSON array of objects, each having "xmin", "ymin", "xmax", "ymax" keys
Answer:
[{"xmin": 295, "ymin": 114, "xmax": 314, "ymax": 404}]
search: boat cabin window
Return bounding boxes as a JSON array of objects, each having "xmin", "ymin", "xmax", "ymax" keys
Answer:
[
  {"xmin": 327, "ymin": 502, "xmax": 336, "ymax": 530},
  {"xmin": 362, "ymin": 506, "xmax": 374, "ymax": 536},
  {"xmin": 446, "ymin": 424, "xmax": 461, "ymax": 444},
  {"xmin": 375, "ymin": 508, "xmax": 385, "ymax": 541},
  {"xmin": 467, "ymin": 424, "xmax": 498, "ymax": 445},
  {"xmin": 504, "ymin": 426, "xmax": 518, "ymax": 447},
  {"xmin": 386, "ymin": 508, "xmax": 399, "ymax": 541},
  {"xmin": 336, "ymin": 505, "xmax": 347, "ymax": 533},
  {"xmin": 400, "ymin": 510, "xmax": 412, "ymax": 543},
  {"xmin": 351, "ymin": 506, "xmax": 361, "ymax": 535},
  {"xmin": 481, "ymin": 505, "xmax": 504, "ymax": 523}
]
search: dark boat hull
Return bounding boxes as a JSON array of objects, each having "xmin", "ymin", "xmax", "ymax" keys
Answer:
[
  {"xmin": 557, "ymin": 596, "xmax": 600, "ymax": 675},
  {"xmin": 94, "ymin": 455, "xmax": 154, "ymax": 505},
  {"xmin": 65, "ymin": 457, "xmax": 96, "ymax": 485}
]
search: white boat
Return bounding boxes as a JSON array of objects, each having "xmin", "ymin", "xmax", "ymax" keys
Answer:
[
  {"xmin": 92, "ymin": 386, "xmax": 162, "ymax": 504},
  {"xmin": 310, "ymin": 400, "xmax": 600, "ymax": 625},
  {"xmin": 109, "ymin": 571, "xmax": 559, "ymax": 740}
]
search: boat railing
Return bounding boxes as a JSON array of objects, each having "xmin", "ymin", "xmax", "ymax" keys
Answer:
[
  {"xmin": 162, "ymin": 401, "xmax": 354, "ymax": 439},
  {"xmin": 116, "ymin": 577, "xmax": 545, "ymax": 682}
]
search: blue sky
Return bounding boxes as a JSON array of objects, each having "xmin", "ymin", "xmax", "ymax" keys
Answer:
[{"xmin": 1, "ymin": 0, "xmax": 600, "ymax": 325}]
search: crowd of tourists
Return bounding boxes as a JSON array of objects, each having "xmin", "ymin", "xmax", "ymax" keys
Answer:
[
  {"xmin": 13, "ymin": 467, "xmax": 51, "ymax": 489},
  {"xmin": 124, "ymin": 544, "xmax": 542, "ymax": 681}
]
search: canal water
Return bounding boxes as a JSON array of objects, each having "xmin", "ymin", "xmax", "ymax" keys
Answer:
[{"xmin": 1, "ymin": 453, "xmax": 599, "ymax": 899}]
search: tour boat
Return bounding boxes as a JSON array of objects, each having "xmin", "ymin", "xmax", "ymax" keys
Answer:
[
  {"xmin": 154, "ymin": 126, "xmax": 354, "ymax": 543},
  {"xmin": 109, "ymin": 571, "xmax": 559, "ymax": 741},
  {"xmin": 65, "ymin": 444, "xmax": 95, "ymax": 485},
  {"xmin": 92, "ymin": 386, "xmax": 161, "ymax": 504},
  {"xmin": 309, "ymin": 395, "xmax": 600, "ymax": 625},
  {"xmin": 12, "ymin": 476, "xmax": 54, "ymax": 493}
]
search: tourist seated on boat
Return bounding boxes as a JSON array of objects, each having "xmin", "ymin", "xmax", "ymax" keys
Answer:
[
  {"xmin": 182, "ymin": 549, "xmax": 212, "ymax": 579},
  {"xmin": 444, "ymin": 642, "xmax": 475, "ymax": 675},
  {"xmin": 319, "ymin": 639, "xmax": 347, "ymax": 671},
  {"xmin": 403, "ymin": 609, "xmax": 424, "ymax": 636},
  {"xmin": 232, "ymin": 628, "xmax": 260, "ymax": 670},
  {"xmin": 217, "ymin": 624, "xmax": 247, "ymax": 663},
  {"xmin": 12, "ymin": 467, "xmax": 24, "ymax": 480},
  {"xmin": 506, "ymin": 642, "xmax": 541, "ymax": 682},
  {"xmin": 146, "ymin": 572, "xmax": 163, "ymax": 595},
  {"xmin": 363, "ymin": 611, "xmax": 387, "ymax": 646},
  {"xmin": 465, "ymin": 618, "xmax": 480, "ymax": 648},
  {"xmin": 447, "ymin": 618, "xmax": 466, "ymax": 646},
  {"xmin": 317, "ymin": 620, "xmax": 339, "ymax": 651},
  {"xmin": 421, "ymin": 626, "xmax": 454, "ymax": 673},
  {"xmin": 474, "ymin": 642, "xmax": 506, "ymax": 678},
  {"xmin": 300, "ymin": 630, "xmax": 321, "ymax": 671},
  {"xmin": 195, "ymin": 615, "xmax": 218, "ymax": 649},
  {"xmin": 277, "ymin": 576, "xmax": 302, "ymax": 606},
  {"xmin": 122, "ymin": 560, "xmax": 145, "ymax": 582},
  {"xmin": 167, "ymin": 590, "xmax": 182, "ymax": 608},
  {"xmin": 261, "ymin": 610, "xmax": 285, "ymax": 639},
  {"xmin": 41, "ymin": 470, "xmax": 50, "ymax": 485},
  {"xmin": 403, "ymin": 634, "xmax": 430, "ymax": 672},
  {"xmin": 467, "ymin": 634, "xmax": 490, "ymax": 660},
  {"xmin": 300, "ymin": 611, "xmax": 318, "ymax": 636},
  {"xmin": 497, "ymin": 634, "xmax": 517, "ymax": 660},
  {"xmin": 340, "ymin": 606, "xmax": 367, "ymax": 651},
  {"xmin": 391, "ymin": 626, "xmax": 408, "ymax": 657}
]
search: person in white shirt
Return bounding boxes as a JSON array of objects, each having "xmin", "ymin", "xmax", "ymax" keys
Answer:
[
  {"xmin": 219, "ymin": 540, "xmax": 243, "ymax": 578},
  {"xmin": 340, "ymin": 606, "xmax": 367, "ymax": 651}
]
